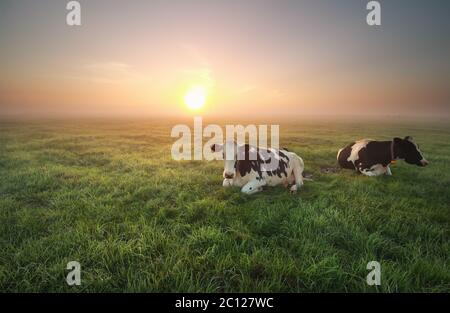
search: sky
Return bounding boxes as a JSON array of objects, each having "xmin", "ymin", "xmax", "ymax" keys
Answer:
[{"xmin": 0, "ymin": 0, "xmax": 449, "ymax": 118}]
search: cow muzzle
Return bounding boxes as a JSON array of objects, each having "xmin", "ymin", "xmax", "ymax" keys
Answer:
[{"xmin": 224, "ymin": 172, "xmax": 235, "ymax": 179}]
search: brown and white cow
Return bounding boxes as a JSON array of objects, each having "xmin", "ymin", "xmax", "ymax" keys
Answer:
[
  {"xmin": 337, "ymin": 136, "xmax": 429, "ymax": 176},
  {"xmin": 211, "ymin": 140, "xmax": 305, "ymax": 194}
]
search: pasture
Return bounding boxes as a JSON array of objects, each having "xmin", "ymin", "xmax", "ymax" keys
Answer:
[{"xmin": 0, "ymin": 118, "xmax": 449, "ymax": 292}]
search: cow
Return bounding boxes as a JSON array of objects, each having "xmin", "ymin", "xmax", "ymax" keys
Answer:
[
  {"xmin": 337, "ymin": 136, "xmax": 429, "ymax": 176},
  {"xmin": 210, "ymin": 140, "xmax": 306, "ymax": 194}
]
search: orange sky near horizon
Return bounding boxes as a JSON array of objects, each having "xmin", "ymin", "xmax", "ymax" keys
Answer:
[{"xmin": 0, "ymin": 0, "xmax": 449, "ymax": 118}]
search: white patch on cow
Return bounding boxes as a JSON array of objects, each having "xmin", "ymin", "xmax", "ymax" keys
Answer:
[
  {"xmin": 337, "ymin": 148, "xmax": 343, "ymax": 161},
  {"xmin": 347, "ymin": 139, "xmax": 372, "ymax": 165},
  {"xmin": 241, "ymin": 179, "xmax": 266, "ymax": 195},
  {"xmin": 290, "ymin": 153, "xmax": 305, "ymax": 189},
  {"xmin": 269, "ymin": 148, "xmax": 281, "ymax": 160},
  {"xmin": 223, "ymin": 178, "xmax": 233, "ymax": 187},
  {"xmin": 361, "ymin": 163, "xmax": 386, "ymax": 176}
]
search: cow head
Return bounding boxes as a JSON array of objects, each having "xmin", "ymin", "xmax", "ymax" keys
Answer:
[
  {"xmin": 394, "ymin": 136, "xmax": 429, "ymax": 166},
  {"xmin": 210, "ymin": 140, "xmax": 239, "ymax": 179},
  {"xmin": 210, "ymin": 140, "xmax": 262, "ymax": 179}
]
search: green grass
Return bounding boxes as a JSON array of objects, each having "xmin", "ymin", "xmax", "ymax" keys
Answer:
[{"xmin": 0, "ymin": 118, "xmax": 449, "ymax": 292}]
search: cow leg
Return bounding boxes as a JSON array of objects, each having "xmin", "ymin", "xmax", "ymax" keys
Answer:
[
  {"xmin": 223, "ymin": 178, "xmax": 233, "ymax": 187},
  {"xmin": 241, "ymin": 179, "xmax": 266, "ymax": 195},
  {"xmin": 385, "ymin": 165, "xmax": 392, "ymax": 176},
  {"xmin": 290, "ymin": 184, "xmax": 299, "ymax": 194},
  {"xmin": 360, "ymin": 164, "xmax": 386, "ymax": 177},
  {"xmin": 360, "ymin": 169, "xmax": 377, "ymax": 177}
]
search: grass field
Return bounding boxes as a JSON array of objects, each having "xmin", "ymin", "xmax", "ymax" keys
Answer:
[{"xmin": 0, "ymin": 118, "xmax": 449, "ymax": 292}]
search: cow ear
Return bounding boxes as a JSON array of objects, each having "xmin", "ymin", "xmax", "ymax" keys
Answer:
[
  {"xmin": 404, "ymin": 136, "xmax": 413, "ymax": 141},
  {"xmin": 210, "ymin": 144, "xmax": 223, "ymax": 152}
]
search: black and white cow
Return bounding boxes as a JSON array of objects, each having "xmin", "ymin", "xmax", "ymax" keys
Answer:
[
  {"xmin": 337, "ymin": 136, "xmax": 429, "ymax": 176},
  {"xmin": 211, "ymin": 141, "xmax": 305, "ymax": 194}
]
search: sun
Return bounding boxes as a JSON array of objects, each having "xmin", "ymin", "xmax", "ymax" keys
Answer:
[{"xmin": 184, "ymin": 86, "xmax": 206, "ymax": 110}]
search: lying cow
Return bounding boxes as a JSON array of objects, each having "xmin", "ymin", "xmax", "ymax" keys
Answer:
[
  {"xmin": 210, "ymin": 141, "xmax": 305, "ymax": 194},
  {"xmin": 337, "ymin": 136, "xmax": 429, "ymax": 176}
]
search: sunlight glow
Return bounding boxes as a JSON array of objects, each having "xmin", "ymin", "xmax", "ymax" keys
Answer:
[{"xmin": 184, "ymin": 86, "xmax": 206, "ymax": 110}]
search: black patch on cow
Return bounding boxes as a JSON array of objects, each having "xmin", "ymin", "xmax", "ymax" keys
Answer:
[
  {"xmin": 357, "ymin": 141, "xmax": 393, "ymax": 170},
  {"xmin": 337, "ymin": 143, "xmax": 355, "ymax": 169},
  {"xmin": 235, "ymin": 145, "xmax": 289, "ymax": 178}
]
